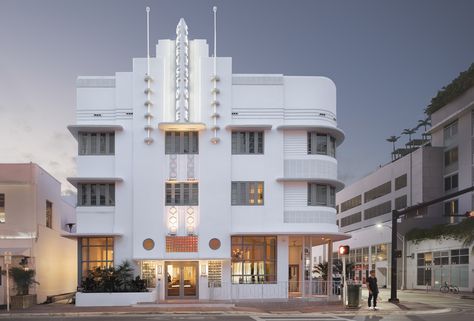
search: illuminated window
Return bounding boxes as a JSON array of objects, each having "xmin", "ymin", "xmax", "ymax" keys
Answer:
[
  {"xmin": 0, "ymin": 193, "xmax": 5, "ymax": 223},
  {"xmin": 444, "ymin": 147, "xmax": 458, "ymax": 167},
  {"xmin": 231, "ymin": 181, "xmax": 264, "ymax": 206},
  {"xmin": 231, "ymin": 131, "xmax": 264, "ymax": 154},
  {"xmin": 46, "ymin": 200, "xmax": 53, "ymax": 228},
  {"xmin": 231, "ymin": 236, "xmax": 276, "ymax": 284},
  {"xmin": 80, "ymin": 237, "xmax": 114, "ymax": 279}
]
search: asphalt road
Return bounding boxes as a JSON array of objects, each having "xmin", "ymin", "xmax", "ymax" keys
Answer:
[{"xmin": 4, "ymin": 309, "xmax": 474, "ymax": 321}]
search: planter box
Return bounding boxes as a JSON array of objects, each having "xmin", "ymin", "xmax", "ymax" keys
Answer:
[
  {"xmin": 10, "ymin": 294, "xmax": 37, "ymax": 309},
  {"xmin": 75, "ymin": 290, "xmax": 156, "ymax": 307}
]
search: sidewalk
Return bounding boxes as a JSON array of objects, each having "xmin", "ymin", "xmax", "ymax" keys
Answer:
[{"xmin": 0, "ymin": 288, "xmax": 460, "ymax": 318}]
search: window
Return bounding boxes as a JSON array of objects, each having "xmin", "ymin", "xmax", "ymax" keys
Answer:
[
  {"xmin": 417, "ymin": 252, "xmax": 432, "ymax": 286},
  {"xmin": 395, "ymin": 174, "xmax": 407, "ymax": 191},
  {"xmin": 232, "ymin": 131, "xmax": 264, "ymax": 154},
  {"xmin": 444, "ymin": 199, "xmax": 458, "ymax": 216},
  {"xmin": 46, "ymin": 200, "xmax": 53, "ymax": 228},
  {"xmin": 451, "ymin": 248, "xmax": 469, "ymax": 265},
  {"xmin": 444, "ymin": 174, "xmax": 458, "ymax": 192},
  {"xmin": 77, "ymin": 183, "xmax": 115, "ymax": 206},
  {"xmin": 0, "ymin": 193, "xmax": 5, "ymax": 223},
  {"xmin": 208, "ymin": 261, "xmax": 222, "ymax": 288},
  {"xmin": 395, "ymin": 195, "xmax": 407, "ymax": 210},
  {"xmin": 340, "ymin": 212, "xmax": 362, "ymax": 227},
  {"xmin": 340, "ymin": 195, "xmax": 362, "ymax": 212},
  {"xmin": 165, "ymin": 183, "xmax": 198, "ymax": 205},
  {"xmin": 307, "ymin": 132, "xmax": 336, "ymax": 157},
  {"xmin": 78, "ymin": 132, "xmax": 115, "ymax": 155},
  {"xmin": 443, "ymin": 121, "xmax": 458, "ymax": 145},
  {"xmin": 307, "ymin": 183, "xmax": 335, "ymax": 207},
  {"xmin": 231, "ymin": 236, "xmax": 276, "ymax": 284},
  {"xmin": 80, "ymin": 237, "xmax": 114, "ymax": 279},
  {"xmin": 231, "ymin": 181, "xmax": 264, "ymax": 205},
  {"xmin": 364, "ymin": 181, "xmax": 391, "ymax": 203},
  {"xmin": 165, "ymin": 131, "xmax": 198, "ymax": 154},
  {"xmin": 433, "ymin": 251, "xmax": 449, "ymax": 265},
  {"xmin": 364, "ymin": 201, "xmax": 391, "ymax": 220},
  {"xmin": 444, "ymin": 147, "xmax": 458, "ymax": 167}
]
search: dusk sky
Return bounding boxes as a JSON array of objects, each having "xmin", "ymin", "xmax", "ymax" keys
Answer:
[{"xmin": 1, "ymin": 0, "xmax": 474, "ymax": 193}]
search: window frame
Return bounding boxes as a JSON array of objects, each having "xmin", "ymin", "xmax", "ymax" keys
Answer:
[
  {"xmin": 165, "ymin": 131, "xmax": 199, "ymax": 154},
  {"xmin": 231, "ymin": 181, "xmax": 264, "ymax": 206},
  {"xmin": 77, "ymin": 183, "xmax": 115, "ymax": 206},
  {"xmin": 231, "ymin": 131, "xmax": 264, "ymax": 155},
  {"xmin": 78, "ymin": 132, "xmax": 115, "ymax": 155},
  {"xmin": 165, "ymin": 182, "xmax": 199, "ymax": 206},
  {"xmin": 0, "ymin": 193, "xmax": 5, "ymax": 224},
  {"xmin": 46, "ymin": 200, "xmax": 53, "ymax": 229},
  {"xmin": 307, "ymin": 132, "xmax": 336, "ymax": 157},
  {"xmin": 307, "ymin": 183, "xmax": 336, "ymax": 207},
  {"xmin": 80, "ymin": 237, "xmax": 114, "ymax": 280}
]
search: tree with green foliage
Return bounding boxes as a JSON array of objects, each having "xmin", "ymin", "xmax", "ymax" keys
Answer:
[
  {"xmin": 406, "ymin": 218, "xmax": 474, "ymax": 247},
  {"xmin": 8, "ymin": 267, "xmax": 39, "ymax": 296}
]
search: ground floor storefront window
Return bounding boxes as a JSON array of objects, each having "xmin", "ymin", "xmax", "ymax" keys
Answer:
[
  {"xmin": 416, "ymin": 248, "xmax": 469, "ymax": 288},
  {"xmin": 80, "ymin": 237, "xmax": 114, "ymax": 279},
  {"xmin": 231, "ymin": 236, "xmax": 276, "ymax": 284}
]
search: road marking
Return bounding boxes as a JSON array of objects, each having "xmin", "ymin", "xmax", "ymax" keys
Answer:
[{"xmin": 251, "ymin": 315, "xmax": 353, "ymax": 321}]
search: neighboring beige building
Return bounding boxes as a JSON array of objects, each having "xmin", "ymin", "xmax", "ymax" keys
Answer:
[{"xmin": 0, "ymin": 163, "xmax": 77, "ymax": 304}]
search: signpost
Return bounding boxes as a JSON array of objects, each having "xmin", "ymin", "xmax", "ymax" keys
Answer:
[{"xmin": 4, "ymin": 251, "xmax": 12, "ymax": 312}]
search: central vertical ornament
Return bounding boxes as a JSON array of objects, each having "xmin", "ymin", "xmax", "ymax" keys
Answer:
[{"xmin": 175, "ymin": 18, "xmax": 190, "ymax": 122}]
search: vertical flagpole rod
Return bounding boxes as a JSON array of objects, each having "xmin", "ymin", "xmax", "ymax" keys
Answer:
[
  {"xmin": 212, "ymin": 6, "xmax": 218, "ymax": 142},
  {"xmin": 145, "ymin": 6, "xmax": 152, "ymax": 143}
]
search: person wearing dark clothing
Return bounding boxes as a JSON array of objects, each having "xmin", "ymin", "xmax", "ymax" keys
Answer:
[{"xmin": 366, "ymin": 270, "xmax": 379, "ymax": 310}]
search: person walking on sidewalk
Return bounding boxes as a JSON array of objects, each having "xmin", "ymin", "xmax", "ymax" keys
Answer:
[{"xmin": 367, "ymin": 270, "xmax": 379, "ymax": 310}]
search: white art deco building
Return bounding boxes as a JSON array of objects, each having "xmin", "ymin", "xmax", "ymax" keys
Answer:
[{"xmin": 68, "ymin": 18, "xmax": 347, "ymax": 301}]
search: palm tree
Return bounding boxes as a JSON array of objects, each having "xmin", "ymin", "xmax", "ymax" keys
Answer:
[
  {"xmin": 402, "ymin": 127, "xmax": 417, "ymax": 143},
  {"xmin": 386, "ymin": 136, "xmax": 400, "ymax": 153},
  {"xmin": 417, "ymin": 118, "xmax": 431, "ymax": 132}
]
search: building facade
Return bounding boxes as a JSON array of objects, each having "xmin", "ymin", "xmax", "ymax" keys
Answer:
[
  {"xmin": 0, "ymin": 163, "xmax": 77, "ymax": 304},
  {"xmin": 68, "ymin": 19, "xmax": 347, "ymax": 301},
  {"xmin": 333, "ymin": 83, "xmax": 474, "ymax": 291}
]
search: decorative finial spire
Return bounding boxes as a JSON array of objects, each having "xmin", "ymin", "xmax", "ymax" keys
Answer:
[{"xmin": 175, "ymin": 18, "xmax": 190, "ymax": 122}]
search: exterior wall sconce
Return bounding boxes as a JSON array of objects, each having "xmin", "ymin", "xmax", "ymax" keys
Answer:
[{"xmin": 201, "ymin": 264, "xmax": 207, "ymax": 276}]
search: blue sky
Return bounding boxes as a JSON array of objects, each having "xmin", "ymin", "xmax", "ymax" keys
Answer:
[{"xmin": 1, "ymin": 0, "xmax": 473, "ymax": 192}]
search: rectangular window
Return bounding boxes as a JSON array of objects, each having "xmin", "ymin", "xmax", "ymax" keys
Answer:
[
  {"xmin": 443, "ymin": 120, "xmax": 458, "ymax": 145},
  {"xmin": 395, "ymin": 174, "xmax": 407, "ymax": 190},
  {"xmin": 364, "ymin": 201, "xmax": 391, "ymax": 220},
  {"xmin": 0, "ymin": 193, "xmax": 5, "ymax": 223},
  {"xmin": 433, "ymin": 251, "xmax": 449, "ymax": 265},
  {"xmin": 231, "ymin": 131, "xmax": 264, "ymax": 154},
  {"xmin": 231, "ymin": 181, "xmax": 264, "ymax": 206},
  {"xmin": 444, "ymin": 173, "xmax": 459, "ymax": 192},
  {"xmin": 77, "ymin": 183, "xmax": 115, "ymax": 206},
  {"xmin": 450, "ymin": 248, "xmax": 469, "ymax": 265},
  {"xmin": 395, "ymin": 195, "xmax": 407, "ymax": 210},
  {"xmin": 165, "ymin": 183, "xmax": 199, "ymax": 206},
  {"xmin": 340, "ymin": 195, "xmax": 362, "ymax": 212},
  {"xmin": 165, "ymin": 131, "xmax": 199, "ymax": 154},
  {"xmin": 307, "ymin": 132, "xmax": 336, "ymax": 157},
  {"xmin": 231, "ymin": 236, "xmax": 276, "ymax": 284},
  {"xmin": 364, "ymin": 181, "xmax": 391, "ymax": 203},
  {"xmin": 444, "ymin": 147, "xmax": 458, "ymax": 167},
  {"xmin": 46, "ymin": 200, "xmax": 53, "ymax": 229},
  {"xmin": 444, "ymin": 199, "xmax": 459, "ymax": 216},
  {"xmin": 78, "ymin": 132, "xmax": 115, "ymax": 155},
  {"xmin": 80, "ymin": 237, "xmax": 114, "ymax": 279},
  {"xmin": 340, "ymin": 212, "xmax": 362, "ymax": 227},
  {"xmin": 307, "ymin": 183, "xmax": 335, "ymax": 207}
]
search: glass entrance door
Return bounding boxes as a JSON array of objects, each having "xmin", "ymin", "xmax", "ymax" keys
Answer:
[{"xmin": 165, "ymin": 261, "xmax": 198, "ymax": 299}]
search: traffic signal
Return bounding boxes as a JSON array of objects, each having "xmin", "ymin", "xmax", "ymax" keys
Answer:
[{"xmin": 339, "ymin": 245, "xmax": 350, "ymax": 256}]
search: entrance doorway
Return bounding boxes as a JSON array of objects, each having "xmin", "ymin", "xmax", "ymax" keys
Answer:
[{"xmin": 165, "ymin": 261, "xmax": 198, "ymax": 299}]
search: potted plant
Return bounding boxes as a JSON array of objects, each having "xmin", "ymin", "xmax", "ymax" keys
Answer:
[{"xmin": 9, "ymin": 267, "xmax": 39, "ymax": 309}]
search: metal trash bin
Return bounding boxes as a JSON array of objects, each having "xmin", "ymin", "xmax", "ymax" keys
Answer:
[{"xmin": 347, "ymin": 284, "xmax": 362, "ymax": 308}]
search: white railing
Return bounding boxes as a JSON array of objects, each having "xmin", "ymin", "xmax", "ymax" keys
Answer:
[{"xmin": 208, "ymin": 280, "xmax": 343, "ymax": 301}]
